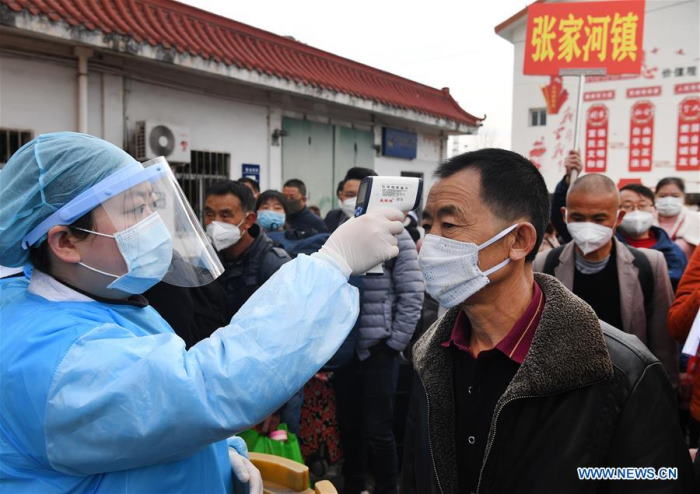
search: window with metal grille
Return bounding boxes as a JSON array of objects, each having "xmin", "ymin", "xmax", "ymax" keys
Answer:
[
  {"xmin": 1, "ymin": 129, "xmax": 33, "ymax": 166},
  {"xmin": 529, "ymin": 108, "xmax": 547, "ymax": 127},
  {"xmin": 174, "ymin": 150, "xmax": 231, "ymax": 222}
]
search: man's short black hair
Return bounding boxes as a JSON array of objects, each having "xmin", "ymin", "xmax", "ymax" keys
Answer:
[
  {"xmin": 256, "ymin": 189, "xmax": 289, "ymax": 214},
  {"xmin": 620, "ymin": 183, "xmax": 655, "ymax": 205},
  {"xmin": 283, "ymin": 179, "xmax": 307, "ymax": 197},
  {"xmin": 205, "ymin": 180, "xmax": 255, "ymax": 212},
  {"xmin": 238, "ymin": 177, "xmax": 260, "ymax": 193},
  {"xmin": 655, "ymin": 177, "xmax": 685, "ymax": 194},
  {"xmin": 344, "ymin": 167, "xmax": 377, "ymax": 181},
  {"xmin": 435, "ymin": 148, "xmax": 549, "ymax": 262}
]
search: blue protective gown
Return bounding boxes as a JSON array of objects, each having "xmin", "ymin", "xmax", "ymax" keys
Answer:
[{"xmin": 0, "ymin": 254, "xmax": 359, "ymax": 493}]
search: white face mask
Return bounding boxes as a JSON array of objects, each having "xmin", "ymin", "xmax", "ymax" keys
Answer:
[
  {"xmin": 340, "ymin": 197, "xmax": 357, "ymax": 218},
  {"xmin": 206, "ymin": 220, "xmax": 244, "ymax": 252},
  {"xmin": 619, "ymin": 210, "xmax": 654, "ymax": 237},
  {"xmin": 655, "ymin": 196, "xmax": 683, "ymax": 217},
  {"xmin": 566, "ymin": 222, "xmax": 614, "ymax": 255},
  {"xmin": 418, "ymin": 224, "xmax": 517, "ymax": 308}
]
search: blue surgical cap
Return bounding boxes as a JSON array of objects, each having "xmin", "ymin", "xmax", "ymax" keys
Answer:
[{"xmin": 0, "ymin": 132, "xmax": 141, "ymax": 267}]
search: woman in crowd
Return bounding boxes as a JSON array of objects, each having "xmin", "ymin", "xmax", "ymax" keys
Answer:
[{"xmin": 656, "ymin": 177, "xmax": 699, "ymax": 260}]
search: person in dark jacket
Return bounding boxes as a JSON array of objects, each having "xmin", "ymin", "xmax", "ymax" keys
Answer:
[
  {"xmin": 617, "ymin": 183, "xmax": 687, "ymax": 288},
  {"xmin": 283, "ymin": 178, "xmax": 328, "ymax": 234},
  {"xmin": 204, "ymin": 180, "xmax": 291, "ymax": 321},
  {"xmin": 550, "ymin": 149, "xmax": 583, "ymax": 243},
  {"xmin": 401, "ymin": 148, "xmax": 693, "ymax": 494}
]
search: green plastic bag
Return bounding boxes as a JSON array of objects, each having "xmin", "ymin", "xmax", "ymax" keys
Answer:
[{"xmin": 240, "ymin": 423, "xmax": 305, "ymax": 465}]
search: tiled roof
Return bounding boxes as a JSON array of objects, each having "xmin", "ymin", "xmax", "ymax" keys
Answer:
[{"xmin": 3, "ymin": 0, "xmax": 482, "ymax": 127}]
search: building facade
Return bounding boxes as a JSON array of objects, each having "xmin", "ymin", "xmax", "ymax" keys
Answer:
[
  {"xmin": 497, "ymin": 0, "xmax": 700, "ymax": 194},
  {"xmin": 0, "ymin": 0, "xmax": 481, "ymax": 217}
]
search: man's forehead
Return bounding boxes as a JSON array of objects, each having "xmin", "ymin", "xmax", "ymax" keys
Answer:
[
  {"xmin": 205, "ymin": 193, "xmax": 241, "ymax": 210},
  {"xmin": 426, "ymin": 173, "xmax": 479, "ymax": 209},
  {"xmin": 567, "ymin": 190, "xmax": 619, "ymax": 211}
]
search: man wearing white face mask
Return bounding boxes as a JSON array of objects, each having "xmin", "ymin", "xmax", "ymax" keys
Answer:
[
  {"xmin": 533, "ymin": 174, "xmax": 678, "ymax": 388},
  {"xmin": 402, "ymin": 150, "xmax": 693, "ymax": 494},
  {"xmin": 617, "ymin": 183, "xmax": 688, "ymax": 289},
  {"xmin": 324, "ymin": 167, "xmax": 377, "ymax": 233},
  {"xmin": 204, "ymin": 180, "xmax": 290, "ymax": 320}
]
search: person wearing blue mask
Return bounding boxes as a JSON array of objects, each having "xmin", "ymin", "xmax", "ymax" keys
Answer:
[
  {"xmin": 255, "ymin": 189, "xmax": 289, "ymax": 233},
  {"xmin": 401, "ymin": 149, "xmax": 693, "ymax": 494},
  {"xmin": 0, "ymin": 132, "xmax": 404, "ymax": 494}
]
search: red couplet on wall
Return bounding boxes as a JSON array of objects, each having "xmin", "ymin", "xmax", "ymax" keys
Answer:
[
  {"xmin": 676, "ymin": 96, "xmax": 700, "ymax": 171},
  {"xmin": 629, "ymin": 100, "xmax": 654, "ymax": 172},
  {"xmin": 585, "ymin": 104, "xmax": 609, "ymax": 172}
]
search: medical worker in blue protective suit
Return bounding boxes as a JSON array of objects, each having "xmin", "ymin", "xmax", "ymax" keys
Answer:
[{"xmin": 0, "ymin": 132, "xmax": 404, "ymax": 494}]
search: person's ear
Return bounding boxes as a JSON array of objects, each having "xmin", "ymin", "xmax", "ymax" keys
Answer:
[
  {"xmin": 560, "ymin": 206, "xmax": 568, "ymax": 222},
  {"xmin": 614, "ymin": 209, "xmax": 626, "ymax": 228},
  {"xmin": 45, "ymin": 226, "xmax": 83, "ymax": 264},
  {"xmin": 243, "ymin": 211, "xmax": 257, "ymax": 231},
  {"xmin": 509, "ymin": 222, "xmax": 537, "ymax": 262}
]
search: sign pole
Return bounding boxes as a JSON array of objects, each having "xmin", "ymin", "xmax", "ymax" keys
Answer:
[{"xmin": 570, "ymin": 73, "xmax": 585, "ymax": 184}]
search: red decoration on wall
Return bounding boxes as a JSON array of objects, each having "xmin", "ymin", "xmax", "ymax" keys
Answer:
[
  {"xmin": 541, "ymin": 76, "xmax": 569, "ymax": 114},
  {"xmin": 676, "ymin": 96, "xmax": 700, "ymax": 171},
  {"xmin": 626, "ymin": 86, "xmax": 661, "ymax": 98},
  {"xmin": 675, "ymin": 82, "xmax": 700, "ymax": 95},
  {"xmin": 629, "ymin": 100, "xmax": 654, "ymax": 172},
  {"xmin": 583, "ymin": 90, "xmax": 615, "ymax": 102},
  {"xmin": 585, "ymin": 104, "xmax": 609, "ymax": 172}
]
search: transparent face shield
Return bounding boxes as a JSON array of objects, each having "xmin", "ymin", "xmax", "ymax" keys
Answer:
[{"xmin": 23, "ymin": 157, "xmax": 224, "ymax": 289}]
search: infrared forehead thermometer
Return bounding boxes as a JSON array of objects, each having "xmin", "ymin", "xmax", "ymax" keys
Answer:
[{"xmin": 354, "ymin": 176, "xmax": 423, "ymax": 275}]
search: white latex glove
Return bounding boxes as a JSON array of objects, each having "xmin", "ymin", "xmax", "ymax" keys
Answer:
[
  {"xmin": 229, "ymin": 448, "xmax": 263, "ymax": 494},
  {"xmin": 313, "ymin": 208, "xmax": 404, "ymax": 276}
]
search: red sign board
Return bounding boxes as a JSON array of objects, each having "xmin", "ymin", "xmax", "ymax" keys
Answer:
[
  {"xmin": 584, "ymin": 90, "xmax": 615, "ymax": 101},
  {"xmin": 585, "ymin": 104, "xmax": 609, "ymax": 172},
  {"xmin": 524, "ymin": 1, "xmax": 645, "ymax": 75},
  {"xmin": 675, "ymin": 83, "xmax": 700, "ymax": 95},
  {"xmin": 626, "ymin": 86, "xmax": 661, "ymax": 98},
  {"xmin": 629, "ymin": 100, "xmax": 654, "ymax": 172},
  {"xmin": 676, "ymin": 96, "xmax": 700, "ymax": 171}
]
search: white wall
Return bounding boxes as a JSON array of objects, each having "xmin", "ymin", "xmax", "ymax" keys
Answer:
[
  {"xmin": 0, "ymin": 55, "xmax": 77, "ymax": 134},
  {"xmin": 124, "ymin": 79, "xmax": 271, "ymax": 186},
  {"xmin": 508, "ymin": 0, "xmax": 700, "ymax": 192}
]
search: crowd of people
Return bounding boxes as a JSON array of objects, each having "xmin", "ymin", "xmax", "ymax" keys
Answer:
[{"xmin": 1, "ymin": 133, "xmax": 700, "ymax": 493}]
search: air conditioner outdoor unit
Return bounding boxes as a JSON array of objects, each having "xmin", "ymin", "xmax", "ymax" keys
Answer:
[{"xmin": 134, "ymin": 121, "xmax": 191, "ymax": 163}]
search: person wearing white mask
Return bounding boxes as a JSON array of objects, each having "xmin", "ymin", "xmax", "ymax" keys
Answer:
[
  {"xmin": 324, "ymin": 167, "xmax": 376, "ymax": 232},
  {"xmin": 204, "ymin": 180, "xmax": 291, "ymax": 320},
  {"xmin": 655, "ymin": 177, "xmax": 700, "ymax": 260},
  {"xmin": 533, "ymin": 174, "xmax": 678, "ymax": 388},
  {"xmin": 617, "ymin": 183, "xmax": 688, "ymax": 289},
  {"xmin": 402, "ymin": 149, "xmax": 692, "ymax": 494}
]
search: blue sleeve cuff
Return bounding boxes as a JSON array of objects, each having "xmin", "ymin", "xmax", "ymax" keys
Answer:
[{"xmin": 227, "ymin": 436, "xmax": 249, "ymax": 458}]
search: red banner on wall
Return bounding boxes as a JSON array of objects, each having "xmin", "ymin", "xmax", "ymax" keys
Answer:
[
  {"xmin": 584, "ymin": 90, "xmax": 615, "ymax": 101},
  {"xmin": 585, "ymin": 104, "xmax": 609, "ymax": 172},
  {"xmin": 629, "ymin": 100, "xmax": 654, "ymax": 172},
  {"xmin": 675, "ymin": 82, "xmax": 700, "ymax": 95},
  {"xmin": 524, "ymin": 1, "xmax": 645, "ymax": 75},
  {"xmin": 676, "ymin": 96, "xmax": 700, "ymax": 171}
]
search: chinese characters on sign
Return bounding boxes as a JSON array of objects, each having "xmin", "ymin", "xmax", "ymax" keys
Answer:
[
  {"xmin": 629, "ymin": 100, "xmax": 655, "ymax": 172},
  {"xmin": 525, "ymin": 1, "xmax": 645, "ymax": 75},
  {"xmin": 676, "ymin": 96, "xmax": 700, "ymax": 171},
  {"xmin": 583, "ymin": 90, "xmax": 615, "ymax": 101},
  {"xmin": 585, "ymin": 104, "xmax": 609, "ymax": 171},
  {"xmin": 675, "ymin": 82, "xmax": 700, "ymax": 95},
  {"xmin": 626, "ymin": 86, "xmax": 661, "ymax": 98}
]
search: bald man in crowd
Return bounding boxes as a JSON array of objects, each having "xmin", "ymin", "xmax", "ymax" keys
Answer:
[{"xmin": 534, "ymin": 174, "xmax": 678, "ymax": 387}]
